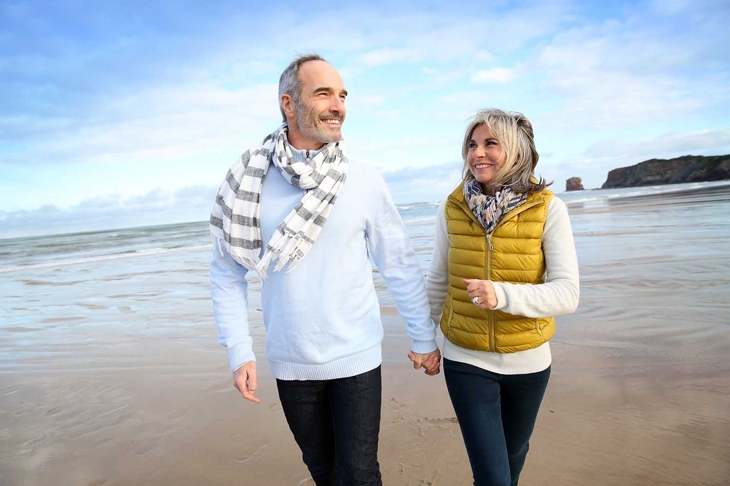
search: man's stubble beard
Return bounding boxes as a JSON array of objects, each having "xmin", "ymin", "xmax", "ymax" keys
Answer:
[{"xmin": 295, "ymin": 99, "xmax": 343, "ymax": 145}]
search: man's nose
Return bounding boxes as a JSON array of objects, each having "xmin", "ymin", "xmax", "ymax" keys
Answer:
[{"xmin": 330, "ymin": 96, "xmax": 345, "ymax": 114}]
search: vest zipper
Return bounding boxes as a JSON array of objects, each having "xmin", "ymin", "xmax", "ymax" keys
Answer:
[
  {"xmin": 486, "ymin": 232, "xmax": 495, "ymax": 351},
  {"xmin": 447, "ymin": 191, "xmax": 553, "ymax": 352}
]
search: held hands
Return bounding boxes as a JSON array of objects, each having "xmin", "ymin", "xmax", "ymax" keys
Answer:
[
  {"xmin": 408, "ymin": 348, "xmax": 442, "ymax": 376},
  {"xmin": 464, "ymin": 279, "xmax": 498, "ymax": 310},
  {"xmin": 233, "ymin": 361, "xmax": 261, "ymax": 403}
]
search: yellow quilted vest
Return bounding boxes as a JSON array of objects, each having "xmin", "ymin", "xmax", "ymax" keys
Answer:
[{"xmin": 440, "ymin": 185, "xmax": 556, "ymax": 353}]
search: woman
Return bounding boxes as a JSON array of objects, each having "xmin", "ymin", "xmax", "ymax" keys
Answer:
[{"xmin": 426, "ymin": 109, "xmax": 580, "ymax": 486}]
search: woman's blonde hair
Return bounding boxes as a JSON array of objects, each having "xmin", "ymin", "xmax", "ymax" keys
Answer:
[{"xmin": 461, "ymin": 108, "xmax": 550, "ymax": 194}]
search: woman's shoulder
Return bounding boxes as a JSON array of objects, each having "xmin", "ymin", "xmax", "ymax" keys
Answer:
[{"xmin": 547, "ymin": 193, "xmax": 568, "ymax": 211}]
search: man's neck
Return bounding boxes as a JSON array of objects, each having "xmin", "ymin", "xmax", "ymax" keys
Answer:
[{"xmin": 286, "ymin": 127, "xmax": 325, "ymax": 152}]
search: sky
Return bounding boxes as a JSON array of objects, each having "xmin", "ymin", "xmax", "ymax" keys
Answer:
[{"xmin": 1, "ymin": 0, "xmax": 729, "ymax": 238}]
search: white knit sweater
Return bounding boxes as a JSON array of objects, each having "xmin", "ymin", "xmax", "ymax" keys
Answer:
[{"xmin": 211, "ymin": 151, "xmax": 438, "ymax": 381}]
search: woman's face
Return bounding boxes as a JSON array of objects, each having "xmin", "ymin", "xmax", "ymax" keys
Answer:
[{"xmin": 467, "ymin": 124, "xmax": 506, "ymax": 184}]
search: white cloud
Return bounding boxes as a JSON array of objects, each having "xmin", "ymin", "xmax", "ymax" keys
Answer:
[
  {"xmin": 471, "ymin": 68, "xmax": 514, "ymax": 84},
  {"xmin": 360, "ymin": 48, "xmax": 414, "ymax": 67},
  {"xmin": 474, "ymin": 50, "xmax": 496, "ymax": 62},
  {"xmin": 381, "ymin": 161, "xmax": 463, "ymax": 203},
  {"xmin": 0, "ymin": 184, "xmax": 219, "ymax": 238},
  {"xmin": 352, "ymin": 136, "xmax": 457, "ymax": 153},
  {"xmin": 529, "ymin": 4, "xmax": 730, "ymax": 130},
  {"xmin": 346, "ymin": 94, "xmax": 388, "ymax": 109},
  {"xmin": 585, "ymin": 128, "xmax": 730, "ymax": 161},
  {"xmin": 1, "ymin": 82, "xmax": 280, "ymax": 167}
]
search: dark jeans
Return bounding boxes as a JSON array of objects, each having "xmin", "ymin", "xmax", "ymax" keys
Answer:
[
  {"xmin": 276, "ymin": 366, "xmax": 383, "ymax": 486},
  {"xmin": 444, "ymin": 359, "xmax": 551, "ymax": 486}
]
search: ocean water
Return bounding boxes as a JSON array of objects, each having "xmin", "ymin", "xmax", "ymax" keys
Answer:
[
  {"xmin": 2, "ymin": 180, "xmax": 730, "ymax": 360},
  {"xmin": 4, "ymin": 180, "xmax": 728, "ymax": 275}
]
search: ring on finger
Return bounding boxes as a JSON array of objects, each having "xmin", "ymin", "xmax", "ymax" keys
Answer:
[{"xmin": 472, "ymin": 296, "xmax": 480, "ymax": 305}]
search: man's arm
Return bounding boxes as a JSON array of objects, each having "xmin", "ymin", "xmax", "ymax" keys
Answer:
[
  {"xmin": 364, "ymin": 172, "xmax": 440, "ymax": 373},
  {"xmin": 210, "ymin": 239, "xmax": 260, "ymax": 402}
]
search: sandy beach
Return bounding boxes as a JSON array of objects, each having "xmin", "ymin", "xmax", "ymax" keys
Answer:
[{"xmin": 2, "ymin": 182, "xmax": 730, "ymax": 486}]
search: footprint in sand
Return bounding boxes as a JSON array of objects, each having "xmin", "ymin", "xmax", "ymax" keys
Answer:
[
  {"xmin": 167, "ymin": 408, "xmax": 189, "ymax": 422},
  {"xmin": 133, "ymin": 436, "xmax": 161, "ymax": 456},
  {"xmin": 45, "ymin": 407, "xmax": 63, "ymax": 416},
  {"xmin": 411, "ymin": 416, "xmax": 459, "ymax": 437},
  {"xmin": 205, "ymin": 380, "xmax": 231, "ymax": 394},
  {"xmin": 84, "ymin": 479, "xmax": 109, "ymax": 486},
  {"xmin": 21, "ymin": 434, "xmax": 48, "ymax": 453},
  {"xmin": 231, "ymin": 435, "xmax": 269, "ymax": 462},
  {"xmin": 90, "ymin": 437, "xmax": 113, "ymax": 448}
]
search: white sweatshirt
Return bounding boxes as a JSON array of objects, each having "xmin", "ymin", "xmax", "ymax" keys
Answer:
[
  {"xmin": 425, "ymin": 196, "xmax": 580, "ymax": 375},
  {"xmin": 210, "ymin": 153, "xmax": 438, "ymax": 381}
]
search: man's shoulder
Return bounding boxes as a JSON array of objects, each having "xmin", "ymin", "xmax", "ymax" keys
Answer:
[
  {"xmin": 346, "ymin": 159, "xmax": 385, "ymax": 187},
  {"xmin": 347, "ymin": 158, "xmax": 375, "ymax": 175}
]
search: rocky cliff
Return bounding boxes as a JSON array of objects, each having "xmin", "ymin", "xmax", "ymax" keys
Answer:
[
  {"xmin": 602, "ymin": 154, "xmax": 730, "ymax": 189},
  {"xmin": 565, "ymin": 177, "xmax": 584, "ymax": 191}
]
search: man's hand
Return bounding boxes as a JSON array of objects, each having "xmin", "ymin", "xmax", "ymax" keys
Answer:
[
  {"xmin": 233, "ymin": 361, "xmax": 261, "ymax": 403},
  {"xmin": 464, "ymin": 278, "xmax": 498, "ymax": 310},
  {"xmin": 408, "ymin": 348, "xmax": 442, "ymax": 376}
]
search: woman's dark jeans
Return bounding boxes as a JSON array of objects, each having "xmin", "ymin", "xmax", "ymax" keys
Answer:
[
  {"xmin": 444, "ymin": 359, "xmax": 551, "ymax": 486},
  {"xmin": 276, "ymin": 366, "xmax": 383, "ymax": 486}
]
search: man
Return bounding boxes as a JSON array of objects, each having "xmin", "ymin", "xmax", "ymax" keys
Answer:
[{"xmin": 209, "ymin": 53, "xmax": 440, "ymax": 486}]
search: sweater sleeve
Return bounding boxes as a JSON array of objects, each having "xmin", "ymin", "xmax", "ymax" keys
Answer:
[
  {"xmin": 491, "ymin": 197, "xmax": 580, "ymax": 317},
  {"xmin": 365, "ymin": 172, "xmax": 438, "ymax": 354},
  {"xmin": 210, "ymin": 238, "xmax": 257, "ymax": 372},
  {"xmin": 425, "ymin": 201, "xmax": 449, "ymax": 325}
]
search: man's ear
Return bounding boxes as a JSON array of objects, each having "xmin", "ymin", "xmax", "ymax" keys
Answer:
[{"xmin": 281, "ymin": 94, "xmax": 295, "ymax": 119}]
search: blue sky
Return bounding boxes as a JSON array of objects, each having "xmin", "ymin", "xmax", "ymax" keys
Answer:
[{"xmin": 1, "ymin": 0, "xmax": 729, "ymax": 237}]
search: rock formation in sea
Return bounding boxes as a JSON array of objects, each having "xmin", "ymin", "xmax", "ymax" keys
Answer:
[
  {"xmin": 602, "ymin": 154, "xmax": 730, "ymax": 189},
  {"xmin": 565, "ymin": 177, "xmax": 584, "ymax": 191}
]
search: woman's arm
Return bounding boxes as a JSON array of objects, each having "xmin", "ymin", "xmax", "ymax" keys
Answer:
[
  {"xmin": 425, "ymin": 201, "xmax": 450, "ymax": 325},
  {"xmin": 491, "ymin": 197, "xmax": 580, "ymax": 317}
]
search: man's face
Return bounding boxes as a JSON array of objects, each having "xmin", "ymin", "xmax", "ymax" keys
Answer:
[{"xmin": 289, "ymin": 60, "xmax": 347, "ymax": 147}]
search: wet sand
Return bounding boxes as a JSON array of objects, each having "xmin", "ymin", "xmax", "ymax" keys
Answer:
[{"xmin": 2, "ymin": 185, "xmax": 730, "ymax": 485}]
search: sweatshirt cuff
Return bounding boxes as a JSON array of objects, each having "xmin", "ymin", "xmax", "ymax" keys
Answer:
[
  {"xmin": 492, "ymin": 282, "xmax": 509, "ymax": 311},
  {"xmin": 411, "ymin": 339, "xmax": 438, "ymax": 354},
  {"xmin": 227, "ymin": 342, "xmax": 257, "ymax": 373}
]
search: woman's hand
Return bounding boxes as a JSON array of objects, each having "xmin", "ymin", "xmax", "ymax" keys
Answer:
[
  {"xmin": 464, "ymin": 279, "xmax": 498, "ymax": 310},
  {"xmin": 408, "ymin": 349, "xmax": 442, "ymax": 375}
]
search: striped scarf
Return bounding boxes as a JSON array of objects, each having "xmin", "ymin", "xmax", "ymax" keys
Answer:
[
  {"xmin": 463, "ymin": 178, "xmax": 527, "ymax": 235},
  {"xmin": 210, "ymin": 125, "xmax": 348, "ymax": 278}
]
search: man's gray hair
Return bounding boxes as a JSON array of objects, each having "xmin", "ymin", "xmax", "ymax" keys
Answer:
[{"xmin": 278, "ymin": 53, "xmax": 327, "ymax": 122}]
